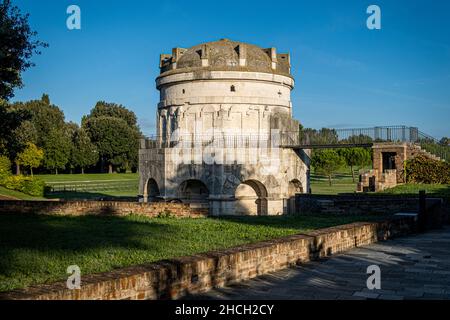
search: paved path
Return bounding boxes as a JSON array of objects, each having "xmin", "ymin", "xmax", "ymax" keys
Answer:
[{"xmin": 186, "ymin": 227, "xmax": 450, "ymax": 300}]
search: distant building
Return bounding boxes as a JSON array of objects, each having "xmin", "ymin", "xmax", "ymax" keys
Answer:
[{"xmin": 139, "ymin": 39, "xmax": 309, "ymax": 215}]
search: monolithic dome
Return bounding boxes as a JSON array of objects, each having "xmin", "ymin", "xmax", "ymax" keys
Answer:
[{"xmin": 139, "ymin": 39, "xmax": 310, "ymax": 215}]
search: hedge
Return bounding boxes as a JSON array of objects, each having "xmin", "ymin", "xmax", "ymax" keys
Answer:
[{"xmin": 405, "ymin": 154, "xmax": 450, "ymax": 184}]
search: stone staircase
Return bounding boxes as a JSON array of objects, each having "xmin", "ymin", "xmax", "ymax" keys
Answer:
[{"xmin": 408, "ymin": 143, "xmax": 442, "ymax": 161}]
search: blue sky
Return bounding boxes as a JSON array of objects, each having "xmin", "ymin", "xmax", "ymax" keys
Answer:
[{"xmin": 11, "ymin": 0, "xmax": 450, "ymax": 138}]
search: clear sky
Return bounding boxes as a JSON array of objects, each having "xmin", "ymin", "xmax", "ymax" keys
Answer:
[{"xmin": 10, "ymin": 0, "xmax": 450, "ymax": 139}]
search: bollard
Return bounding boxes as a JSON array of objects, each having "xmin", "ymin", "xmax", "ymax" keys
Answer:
[{"xmin": 418, "ymin": 190, "xmax": 427, "ymax": 232}]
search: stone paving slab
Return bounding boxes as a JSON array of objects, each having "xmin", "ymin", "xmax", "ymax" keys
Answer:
[{"xmin": 185, "ymin": 226, "xmax": 450, "ymax": 300}]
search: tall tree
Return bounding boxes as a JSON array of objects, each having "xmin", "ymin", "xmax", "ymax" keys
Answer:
[
  {"xmin": 82, "ymin": 102, "xmax": 141, "ymax": 173},
  {"xmin": 0, "ymin": 0, "xmax": 47, "ymax": 100},
  {"xmin": 11, "ymin": 94, "xmax": 66, "ymax": 146},
  {"xmin": 15, "ymin": 142, "xmax": 43, "ymax": 176},
  {"xmin": 311, "ymin": 149, "xmax": 345, "ymax": 186},
  {"xmin": 0, "ymin": 100, "xmax": 30, "ymax": 170},
  {"xmin": 71, "ymin": 127, "xmax": 98, "ymax": 174},
  {"xmin": 83, "ymin": 116, "xmax": 139, "ymax": 173},
  {"xmin": 43, "ymin": 128, "xmax": 71, "ymax": 174},
  {"xmin": 338, "ymin": 148, "xmax": 372, "ymax": 182}
]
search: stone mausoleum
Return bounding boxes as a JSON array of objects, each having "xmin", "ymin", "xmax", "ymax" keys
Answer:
[{"xmin": 139, "ymin": 39, "xmax": 309, "ymax": 215}]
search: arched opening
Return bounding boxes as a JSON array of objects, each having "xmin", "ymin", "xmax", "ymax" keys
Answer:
[
  {"xmin": 145, "ymin": 178, "xmax": 160, "ymax": 202},
  {"xmin": 288, "ymin": 179, "xmax": 303, "ymax": 196},
  {"xmin": 286, "ymin": 179, "xmax": 303, "ymax": 214},
  {"xmin": 234, "ymin": 180, "xmax": 268, "ymax": 215},
  {"xmin": 177, "ymin": 179, "xmax": 210, "ymax": 203}
]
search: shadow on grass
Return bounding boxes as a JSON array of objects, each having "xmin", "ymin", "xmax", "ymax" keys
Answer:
[{"xmin": 0, "ymin": 214, "xmax": 175, "ymax": 277}]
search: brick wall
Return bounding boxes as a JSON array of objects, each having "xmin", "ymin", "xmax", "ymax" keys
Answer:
[
  {"xmin": 0, "ymin": 200, "xmax": 208, "ymax": 218},
  {"xmin": 0, "ymin": 216, "xmax": 419, "ymax": 300},
  {"xmin": 294, "ymin": 194, "xmax": 443, "ymax": 216}
]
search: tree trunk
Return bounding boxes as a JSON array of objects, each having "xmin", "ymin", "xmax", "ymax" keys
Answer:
[
  {"xmin": 328, "ymin": 174, "xmax": 332, "ymax": 186},
  {"xmin": 30, "ymin": 167, "xmax": 33, "ymax": 177},
  {"xmin": 108, "ymin": 164, "xmax": 113, "ymax": 174},
  {"xmin": 351, "ymin": 165, "xmax": 355, "ymax": 183},
  {"xmin": 16, "ymin": 163, "xmax": 20, "ymax": 175},
  {"xmin": 81, "ymin": 168, "xmax": 85, "ymax": 174},
  {"xmin": 55, "ymin": 168, "xmax": 58, "ymax": 175}
]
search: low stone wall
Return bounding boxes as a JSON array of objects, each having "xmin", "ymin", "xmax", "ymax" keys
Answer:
[
  {"xmin": 0, "ymin": 216, "xmax": 419, "ymax": 300},
  {"xmin": 0, "ymin": 200, "xmax": 208, "ymax": 218},
  {"xmin": 294, "ymin": 194, "xmax": 443, "ymax": 216}
]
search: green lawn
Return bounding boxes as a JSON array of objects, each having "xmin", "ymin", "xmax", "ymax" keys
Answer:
[
  {"xmin": 379, "ymin": 184, "xmax": 450, "ymax": 199},
  {"xmin": 310, "ymin": 171, "xmax": 358, "ymax": 195},
  {"xmin": 38, "ymin": 173, "xmax": 138, "ymax": 183},
  {"xmin": 0, "ymin": 186, "xmax": 45, "ymax": 200},
  {"xmin": 0, "ymin": 214, "xmax": 386, "ymax": 292}
]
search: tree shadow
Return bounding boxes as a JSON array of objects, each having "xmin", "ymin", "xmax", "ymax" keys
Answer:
[{"xmin": 0, "ymin": 214, "xmax": 178, "ymax": 291}]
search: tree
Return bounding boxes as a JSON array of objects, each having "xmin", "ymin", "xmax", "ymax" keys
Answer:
[
  {"xmin": 83, "ymin": 116, "xmax": 139, "ymax": 173},
  {"xmin": 15, "ymin": 142, "xmax": 43, "ymax": 176},
  {"xmin": 71, "ymin": 127, "xmax": 98, "ymax": 174},
  {"xmin": 0, "ymin": 0, "xmax": 48, "ymax": 100},
  {"xmin": 439, "ymin": 137, "xmax": 449, "ymax": 146},
  {"xmin": 312, "ymin": 149, "xmax": 345, "ymax": 186},
  {"xmin": 11, "ymin": 94, "xmax": 66, "ymax": 147},
  {"xmin": 82, "ymin": 102, "xmax": 142, "ymax": 173},
  {"xmin": 0, "ymin": 154, "xmax": 11, "ymax": 180},
  {"xmin": 43, "ymin": 128, "xmax": 71, "ymax": 174},
  {"xmin": 338, "ymin": 148, "xmax": 372, "ymax": 182},
  {"xmin": 0, "ymin": 100, "xmax": 30, "ymax": 171},
  {"xmin": 84, "ymin": 101, "xmax": 139, "ymax": 128}
]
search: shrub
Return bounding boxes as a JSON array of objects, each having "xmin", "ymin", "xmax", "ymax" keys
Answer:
[
  {"xmin": 2, "ymin": 175, "xmax": 47, "ymax": 196},
  {"xmin": 405, "ymin": 155, "xmax": 450, "ymax": 184}
]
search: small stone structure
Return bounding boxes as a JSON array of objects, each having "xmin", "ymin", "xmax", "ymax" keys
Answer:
[
  {"xmin": 357, "ymin": 142, "xmax": 442, "ymax": 192},
  {"xmin": 139, "ymin": 39, "xmax": 309, "ymax": 215}
]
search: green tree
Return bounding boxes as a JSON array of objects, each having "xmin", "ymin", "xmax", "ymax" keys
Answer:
[
  {"xmin": 338, "ymin": 148, "xmax": 372, "ymax": 182},
  {"xmin": 43, "ymin": 128, "xmax": 71, "ymax": 174},
  {"xmin": 83, "ymin": 116, "xmax": 139, "ymax": 174},
  {"xmin": 312, "ymin": 149, "xmax": 345, "ymax": 186},
  {"xmin": 0, "ymin": 0, "xmax": 47, "ymax": 100},
  {"xmin": 84, "ymin": 101, "xmax": 139, "ymax": 128},
  {"xmin": 439, "ymin": 137, "xmax": 449, "ymax": 146},
  {"xmin": 0, "ymin": 100, "xmax": 30, "ymax": 170},
  {"xmin": 0, "ymin": 155, "xmax": 12, "ymax": 181},
  {"xmin": 82, "ymin": 102, "xmax": 141, "ymax": 173},
  {"xmin": 71, "ymin": 127, "xmax": 98, "ymax": 174},
  {"xmin": 11, "ymin": 94, "xmax": 66, "ymax": 147},
  {"xmin": 15, "ymin": 142, "xmax": 43, "ymax": 176}
]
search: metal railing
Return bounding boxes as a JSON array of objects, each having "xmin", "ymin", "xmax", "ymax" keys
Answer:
[{"xmin": 140, "ymin": 126, "xmax": 448, "ymax": 160}]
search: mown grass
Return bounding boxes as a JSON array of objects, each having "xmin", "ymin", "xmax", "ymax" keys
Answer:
[
  {"xmin": 0, "ymin": 186, "xmax": 45, "ymax": 200},
  {"xmin": 0, "ymin": 214, "xmax": 386, "ymax": 292},
  {"xmin": 37, "ymin": 173, "xmax": 138, "ymax": 183},
  {"xmin": 379, "ymin": 184, "xmax": 450, "ymax": 199}
]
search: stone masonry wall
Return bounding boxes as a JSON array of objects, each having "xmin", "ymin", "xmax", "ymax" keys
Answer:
[
  {"xmin": 294, "ymin": 194, "xmax": 441, "ymax": 215},
  {"xmin": 0, "ymin": 200, "xmax": 208, "ymax": 218},
  {"xmin": 0, "ymin": 216, "xmax": 419, "ymax": 300}
]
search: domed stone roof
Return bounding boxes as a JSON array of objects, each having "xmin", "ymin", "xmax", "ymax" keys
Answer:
[{"xmin": 159, "ymin": 39, "xmax": 291, "ymax": 77}]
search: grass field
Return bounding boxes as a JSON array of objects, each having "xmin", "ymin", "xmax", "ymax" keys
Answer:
[
  {"xmin": 0, "ymin": 173, "xmax": 139, "ymax": 200},
  {"xmin": 38, "ymin": 173, "xmax": 138, "ymax": 183},
  {"xmin": 310, "ymin": 172, "xmax": 357, "ymax": 194},
  {"xmin": 0, "ymin": 213, "xmax": 387, "ymax": 292},
  {"xmin": 379, "ymin": 184, "xmax": 450, "ymax": 199}
]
